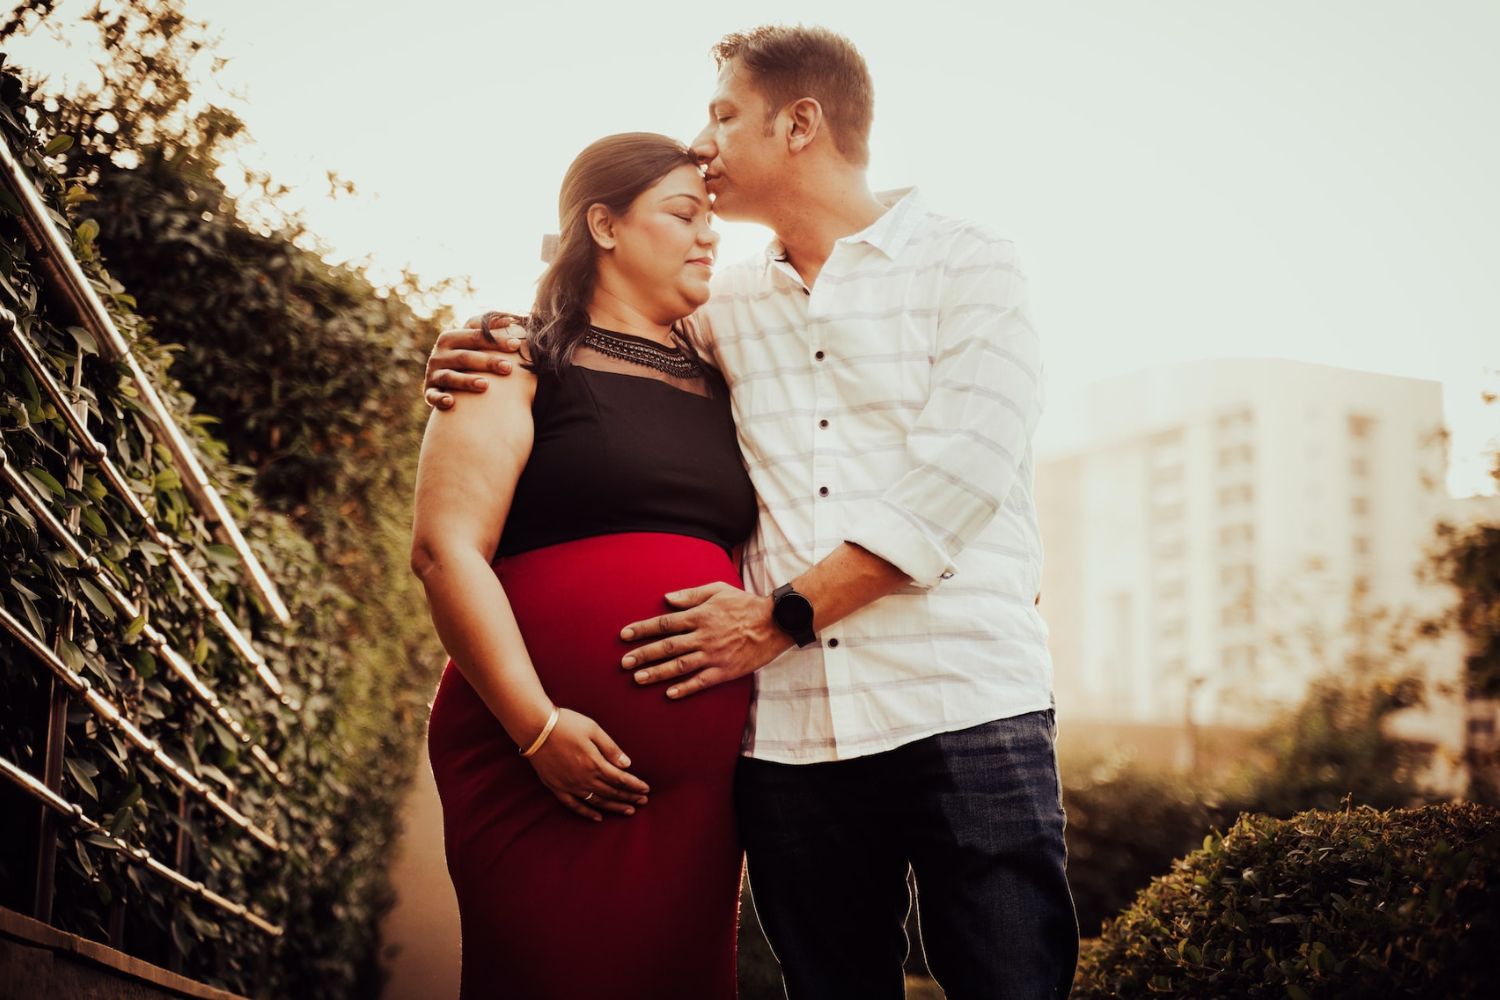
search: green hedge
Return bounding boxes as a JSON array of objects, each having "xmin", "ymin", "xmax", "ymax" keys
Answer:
[
  {"xmin": 0, "ymin": 41, "xmax": 439, "ymax": 997},
  {"xmin": 1075, "ymin": 803, "xmax": 1500, "ymax": 998}
]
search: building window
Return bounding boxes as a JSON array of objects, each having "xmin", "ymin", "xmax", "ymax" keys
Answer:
[
  {"xmin": 1218, "ymin": 484, "xmax": 1254, "ymax": 506},
  {"xmin": 1349, "ymin": 414, "xmax": 1375, "ymax": 439},
  {"xmin": 1221, "ymin": 603, "xmax": 1255, "ymax": 627},
  {"xmin": 1220, "ymin": 644, "xmax": 1257, "ymax": 670},
  {"xmin": 1219, "ymin": 524, "xmax": 1255, "ymax": 546},
  {"xmin": 1153, "ymin": 502, "xmax": 1187, "ymax": 524},
  {"xmin": 1220, "ymin": 564, "xmax": 1254, "ymax": 586},
  {"xmin": 1351, "ymin": 457, "xmax": 1369, "ymax": 477},
  {"xmin": 1155, "ymin": 539, "xmax": 1186, "ymax": 560},
  {"xmin": 1217, "ymin": 444, "xmax": 1254, "ymax": 467},
  {"xmin": 1352, "ymin": 496, "xmax": 1369, "ymax": 516},
  {"xmin": 1353, "ymin": 536, "xmax": 1371, "ymax": 555}
]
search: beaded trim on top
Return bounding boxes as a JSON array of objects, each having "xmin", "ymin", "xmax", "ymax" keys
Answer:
[{"xmin": 582, "ymin": 326, "xmax": 703, "ymax": 380}]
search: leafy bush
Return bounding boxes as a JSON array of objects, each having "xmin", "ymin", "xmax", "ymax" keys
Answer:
[
  {"xmin": 1075, "ymin": 803, "xmax": 1500, "ymax": 998},
  {"xmin": 0, "ymin": 5, "xmax": 446, "ymax": 994},
  {"xmin": 1063, "ymin": 755, "xmax": 1236, "ymax": 936}
]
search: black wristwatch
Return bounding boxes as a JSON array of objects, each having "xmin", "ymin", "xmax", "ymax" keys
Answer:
[{"xmin": 771, "ymin": 583, "xmax": 818, "ymax": 648}]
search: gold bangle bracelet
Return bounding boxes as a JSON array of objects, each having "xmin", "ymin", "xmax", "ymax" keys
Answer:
[{"xmin": 519, "ymin": 706, "xmax": 561, "ymax": 758}]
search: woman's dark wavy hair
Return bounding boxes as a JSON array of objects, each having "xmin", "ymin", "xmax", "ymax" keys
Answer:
[{"xmin": 524, "ymin": 132, "xmax": 700, "ymax": 374}]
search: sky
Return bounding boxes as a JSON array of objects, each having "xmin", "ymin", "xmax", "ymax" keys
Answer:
[{"xmin": 8, "ymin": 0, "xmax": 1497, "ymax": 494}]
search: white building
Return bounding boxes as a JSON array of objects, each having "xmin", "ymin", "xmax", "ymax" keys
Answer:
[{"xmin": 1037, "ymin": 359, "xmax": 1454, "ymax": 730}]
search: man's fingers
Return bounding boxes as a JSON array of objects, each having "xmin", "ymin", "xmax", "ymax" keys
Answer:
[
  {"xmin": 428, "ymin": 370, "xmax": 490, "ymax": 394},
  {"xmin": 465, "ymin": 313, "xmax": 525, "ymax": 332},
  {"xmin": 437, "ymin": 327, "xmax": 503, "ymax": 350},
  {"xmin": 622, "ymin": 632, "xmax": 699, "ymax": 672},
  {"xmin": 664, "ymin": 581, "xmax": 727, "ymax": 608},
  {"xmin": 632, "ymin": 653, "xmax": 704, "ymax": 686},
  {"xmin": 439, "ymin": 349, "xmax": 519, "ymax": 372},
  {"xmin": 619, "ymin": 612, "xmax": 689, "ymax": 646},
  {"xmin": 667, "ymin": 668, "xmax": 724, "ymax": 700}
]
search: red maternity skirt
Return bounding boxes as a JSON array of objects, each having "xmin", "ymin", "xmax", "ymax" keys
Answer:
[{"xmin": 426, "ymin": 532, "xmax": 752, "ymax": 999}]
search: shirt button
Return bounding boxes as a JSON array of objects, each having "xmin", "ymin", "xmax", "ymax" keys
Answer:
[
  {"xmin": 818, "ymin": 419, "xmax": 829, "ymax": 429},
  {"xmin": 818, "ymin": 486, "xmax": 829, "ymax": 497},
  {"xmin": 827, "ymin": 638, "xmax": 839, "ymax": 648},
  {"xmin": 815, "ymin": 350, "xmax": 825, "ymax": 361}
]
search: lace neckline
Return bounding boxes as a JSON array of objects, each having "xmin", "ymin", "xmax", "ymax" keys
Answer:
[{"xmin": 583, "ymin": 325, "xmax": 703, "ymax": 380}]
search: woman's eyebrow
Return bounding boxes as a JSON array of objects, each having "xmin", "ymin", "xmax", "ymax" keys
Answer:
[{"xmin": 661, "ymin": 193, "xmax": 707, "ymax": 207}]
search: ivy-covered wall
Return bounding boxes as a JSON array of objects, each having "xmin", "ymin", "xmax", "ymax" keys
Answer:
[{"xmin": 0, "ymin": 38, "xmax": 442, "ymax": 1000}]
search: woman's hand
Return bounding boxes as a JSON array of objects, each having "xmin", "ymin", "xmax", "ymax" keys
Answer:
[{"xmin": 525, "ymin": 709, "xmax": 651, "ymax": 822}]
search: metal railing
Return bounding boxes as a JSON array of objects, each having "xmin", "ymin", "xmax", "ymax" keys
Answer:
[
  {"xmin": 1, "ymin": 132, "xmax": 289, "ymax": 951},
  {"xmin": 0, "ymin": 137, "xmax": 291, "ymax": 629}
]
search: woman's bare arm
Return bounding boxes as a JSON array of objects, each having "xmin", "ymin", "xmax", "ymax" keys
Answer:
[{"xmin": 410, "ymin": 363, "xmax": 648, "ymax": 820}]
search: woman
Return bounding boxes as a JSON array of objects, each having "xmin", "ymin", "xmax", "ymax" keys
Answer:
[{"xmin": 410, "ymin": 133, "xmax": 756, "ymax": 998}]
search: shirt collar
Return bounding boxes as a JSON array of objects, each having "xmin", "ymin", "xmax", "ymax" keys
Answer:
[{"xmin": 763, "ymin": 185, "xmax": 924, "ymax": 265}]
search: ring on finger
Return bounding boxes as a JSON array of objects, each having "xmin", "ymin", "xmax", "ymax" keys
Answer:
[{"xmin": 582, "ymin": 792, "xmax": 595, "ymax": 802}]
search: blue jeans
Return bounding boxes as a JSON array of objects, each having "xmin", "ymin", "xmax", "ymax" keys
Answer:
[{"xmin": 736, "ymin": 710, "xmax": 1078, "ymax": 999}]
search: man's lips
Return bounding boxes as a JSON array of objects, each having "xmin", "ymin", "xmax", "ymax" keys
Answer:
[{"xmin": 687, "ymin": 258, "xmax": 714, "ymax": 270}]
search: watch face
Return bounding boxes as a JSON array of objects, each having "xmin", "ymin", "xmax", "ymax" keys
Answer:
[{"xmin": 774, "ymin": 591, "xmax": 815, "ymax": 633}]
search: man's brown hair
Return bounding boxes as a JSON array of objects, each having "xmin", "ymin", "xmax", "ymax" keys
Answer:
[{"xmin": 712, "ymin": 25, "xmax": 874, "ymax": 167}]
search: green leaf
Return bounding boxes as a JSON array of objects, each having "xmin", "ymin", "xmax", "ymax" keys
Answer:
[
  {"xmin": 78, "ymin": 577, "xmax": 115, "ymax": 618},
  {"xmin": 132, "ymin": 648, "xmax": 157, "ymax": 679},
  {"xmin": 43, "ymin": 133, "xmax": 73, "ymax": 155},
  {"xmin": 75, "ymin": 218, "xmax": 99, "ymax": 243},
  {"xmin": 79, "ymin": 505, "xmax": 108, "ymax": 536},
  {"xmin": 125, "ymin": 613, "xmax": 147, "ymax": 640},
  {"xmin": 206, "ymin": 544, "xmax": 239, "ymax": 566},
  {"xmin": 73, "ymin": 839, "xmax": 95, "ymax": 878},
  {"xmin": 67, "ymin": 325, "xmax": 99, "ymax": 356},
  {"xmin": 17, "ymin": 592, "xmax": 44, "ymax": 637},
  {"xmin": 55, "ymin": 636, "xmax": 84, "ymax": 672},
  {"xmin": 65, "ymin": 757, "xmax": 98, "ymax": 800},
  {"xmin": 25, "ymin": 465, "xmax": 66, "ymax": 497}
]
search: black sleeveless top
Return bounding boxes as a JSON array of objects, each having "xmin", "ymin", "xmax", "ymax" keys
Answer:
[{"xmin": 497, "ymin": 347, "xmax": 758, "ymax": 559}]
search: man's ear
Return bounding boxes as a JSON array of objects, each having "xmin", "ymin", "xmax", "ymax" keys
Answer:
[
  {"xmin": 785, "ymin": 97, "xmax": 824, "ymax": 154},
  {"xmin": 586, "ymin": 203, "xmax": 617, "ymax": 250}
]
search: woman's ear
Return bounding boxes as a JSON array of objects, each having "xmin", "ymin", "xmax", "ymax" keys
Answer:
[{"xmin": 586, "ymin": 203, "xmax": 617, "ymax": 250}]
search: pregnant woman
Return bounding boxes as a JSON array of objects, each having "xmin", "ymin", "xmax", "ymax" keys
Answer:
[{"xmin": 410, "ymin": 133, "xmax": 756, "ymax": 999}]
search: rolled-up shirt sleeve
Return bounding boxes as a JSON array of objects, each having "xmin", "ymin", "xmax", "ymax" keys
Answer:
[{"xmin": 842, "ymin": 239, "xmax": 1043, "ymax": 589}]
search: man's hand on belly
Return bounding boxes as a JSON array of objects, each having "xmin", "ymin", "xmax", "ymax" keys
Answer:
[{"xmin": 618, "ymin": 583, "xmax": 791, "ymax": 699}]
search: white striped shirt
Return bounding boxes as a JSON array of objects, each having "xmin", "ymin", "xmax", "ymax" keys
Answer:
[{"xmin": 690, "ymin": 188, "xmax": 1054, "ymax": 764}]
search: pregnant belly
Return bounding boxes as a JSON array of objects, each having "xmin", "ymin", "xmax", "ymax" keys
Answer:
[{"xmin": 494, "ymin": 531, "xmax": 752, "ymax": 785}]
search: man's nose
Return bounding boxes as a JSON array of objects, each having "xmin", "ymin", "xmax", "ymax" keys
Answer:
[{"xmin": 690, "ymin": 126, "xmax": 716, "ymax": 164}]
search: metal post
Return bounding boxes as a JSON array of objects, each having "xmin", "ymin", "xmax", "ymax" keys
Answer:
[
  {"xmin": 31, "ymin": 342, "xmax": 87, "ymax": 923},
  {"xmin": 166, "ymin": 789, "xmax": 192, "ymax": 973},
  {"xmin": 30, "ymin": 658, "xmax": 69, "ymax": 922}
]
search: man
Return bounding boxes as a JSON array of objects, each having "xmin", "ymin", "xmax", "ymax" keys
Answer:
[{"xmin": 425, "ymin": 25, "xmax": 1077, "ymax": 999}]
